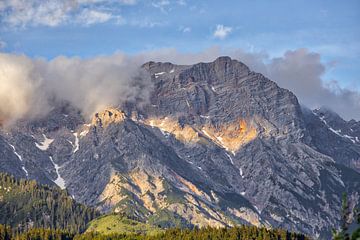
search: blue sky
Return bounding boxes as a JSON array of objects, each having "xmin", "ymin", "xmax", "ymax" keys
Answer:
[{"xmin": 0, "ymin": 0, "xmax": 359, "ymax": 89}]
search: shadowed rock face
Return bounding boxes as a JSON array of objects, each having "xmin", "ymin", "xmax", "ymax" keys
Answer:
[
  {"xmin": 1, "ymin": 57, "xmax": 360, "ymax": 238},
  {"xmin": 303, "ymin": 107, "xmax": 360, "ymax": 172}
]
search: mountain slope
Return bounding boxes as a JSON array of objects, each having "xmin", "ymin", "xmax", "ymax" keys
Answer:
[
  {"xmin": 0, "ymin": 173, "xmax": 99, "ymax": 233},
  {"xmin": 303, "ymin": 107, "xmax": 360, "ymax": 172},
  {"xmin": 0, "ymin": 57, "xmax": 359, "ymax": 238}
]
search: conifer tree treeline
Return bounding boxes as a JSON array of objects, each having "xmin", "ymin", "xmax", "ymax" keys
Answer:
[
  {"xmin": 332, "ymin": 194, "xmax": 360, "ymax": 240},
  {"xmin": 0, "ymin": 224, "xmax": 309, "ymax": 240},
  {"xmin": 0, "ymin": 173, "xmax": 99, "ymax": 233}
]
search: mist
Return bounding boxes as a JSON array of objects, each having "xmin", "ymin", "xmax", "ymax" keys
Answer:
[
  {"xmin": 0, "ymin": 52, "xmax": 152, "ymax": 125},
  {"xmin": 0, "ymin": 54, "xmax": 49, "ymax": 125}
]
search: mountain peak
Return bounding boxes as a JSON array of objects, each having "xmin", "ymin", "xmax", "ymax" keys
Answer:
[
  {"xmin": 91, "ymin": 108, "xmax": 126, "ymax": 128},
  {"xmin": 214, "ymin": 56, "xmax": 232, "ymax": 63}
]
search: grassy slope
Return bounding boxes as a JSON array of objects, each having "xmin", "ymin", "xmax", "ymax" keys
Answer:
[{"xmin": 86, "ymin": 214, "xmax": 164, "ymax": 236}]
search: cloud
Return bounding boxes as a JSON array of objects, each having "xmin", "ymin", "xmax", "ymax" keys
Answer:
[
  {"xmin": 0, "ymin": 40, "xmax": 6, "ymax": 49},
  {"xmin": 0, "ymin": 52, "xmax": 152, "ymax": 125},
  {"xmin": 0, "ymin": 54, "xmax": 49, "ymax": 126},
  {"xmin": 118, "ymin": 0, "xmax": 137, "ymax": 5},
  {"xmin": 177, "ymin": 0, "xmax": 186, "ymax": 6},
  {"xmin": 179, "ymin": 26, "xmax": 191, "ymax": 33},
  {"xmin": 213, "ymin": 24, "xmax": 232, "ymax": 39},
  {"xmin": 76, "ymin": 9, "xmax": 115, "ymax": 25},
  {"xmin": 152, "ymin": 0, "xmax": 171, "ymax": 12},
  {"xmin": 0, "ymin": 0, "xmax": 127, "ymax": 28},
  {"xmin": 42, "ymin": 54, "xmax": 152, "ymax": 117},
  {"xmin": 263, "ymin": 49, "xmax": 360, "ymax": 120},
  {"xmin": 130, "ymin": 18, "xmax": 167, "ymax": 28}
]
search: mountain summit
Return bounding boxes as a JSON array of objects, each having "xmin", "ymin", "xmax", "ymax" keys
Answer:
[{"xmin": 1, "ymin": 57, "xmax": 359, "ymax": 238}]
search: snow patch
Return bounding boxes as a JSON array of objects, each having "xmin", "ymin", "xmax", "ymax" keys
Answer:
[
  {"xmin": 202, "ymin": 130, "xmax": 236, "ymax": 155},
  {"xmin": 169, "ymin": 69, "xmax": 175, "ymax": 73},
  {"xmin": 239, "ymin": 168, "xmax": 244, "ymax": 178},
  {"xmin": 200, "ymin": 115, "xmax": 210, "ymax": 119},
  {"xmin": 254, "ymin": 205, "xmax": 261, "ymax": 213},
  {"xmin": 344, "ymin": 134, "xmax": 356, "ymax": 143},
  {"xmin": 211, "ymin": 86, "xmax": 217, "ymax": 93},
  {"xmin": 159, "ymin": 129, "xmax": 170, "ymax": 137},
  {"xmin": 328, "ymin": 127, "xmax": 342, "ymax": 136},
  {"xmin": 240, "ymin": 191, "xmax": 246, "ymax": 196},
  {"xmin": 73, "ymin": 133, "xmax": 79, "ymax": 153},
  {"xmin": 22, "ymin": 166, "xmax": 29, "ymax": 177},
  {"xmin": 315, "ymin": 112, "xmax": 358, "ymax": 144},
  {"xmin": 225, "ymin": 151, "xmax": 244, "ymax": 178},
  {"xmin": 225, "ymin": 152, "xmax": 234, "ymax": 165},
  {"xmin": 79, "ymin": 129, "xmax": 89, "ymax": 138},
  {"xmin": 9, "ymin": 144, "xmax": 23, "ymax": 161},
  {"xmin": 216, "ymin": 136, "xmax": 235, "ymax": 155},
  {"xmin": 9, "ymin": 144, "xmax": 28, "ymax": 176},
  {"xmin": 35, "ymin": 134, "xmax": 54, "ymax": 151},
  {"xmin": 154, "ymin": 72, "xmax": 165, "ymax": 78},
  {"xmin": 49, "ymin": 156, "xmax": 66, "ymax": 189}
]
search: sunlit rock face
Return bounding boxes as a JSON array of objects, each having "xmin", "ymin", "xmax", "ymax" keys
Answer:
[
  {"xmin": 91, "ymin": 108, "xmax": 126, "ymax": 128},
  {"xmin": 1, "ymin": 57, "xmax": 360, "ymax": 239}
]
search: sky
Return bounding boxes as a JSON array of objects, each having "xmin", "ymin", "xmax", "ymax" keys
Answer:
[{"xmin": 0, "ymin": 0, "xmax": 360, "ymax": 120}]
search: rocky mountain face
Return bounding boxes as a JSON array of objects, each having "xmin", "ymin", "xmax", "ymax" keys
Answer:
[
  {"xmin": 303, "ymin": 107, "xmax": 360, "ymax": 172},
  {"xmin": 1, "ymin": 56, "xmax": 360, "ymax": 239}
]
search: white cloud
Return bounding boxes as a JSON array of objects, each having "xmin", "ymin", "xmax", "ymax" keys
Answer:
[
  {"xmin": 152, "ymin": 0, "xmax": 171, "ymax": 12},
  {"xmin": 0, "ymin": 0, "xmax": 128, "ymax": 28},
  {"xmin": 177, "ymin": 0, "xmax": 186, "ymax": 6},
  {"xmin": 0, "ymin": 54, "xmax": 48, "ymax": 125},
  {"xmin": 0, "ymin": 40, "xmax": 6, "ymax": 49},
  {"xmin": 213, "ymin": 24, "xmax": 232, "ymax": 40},
  {"xmin": 179, "ymin": 26, "xmax": 191, "ymax": 33},
  {"xmin": 130, "ymin": 19, "xmax": 167, "ymax": 28},
  {"xmin": 0, "ymin": 52, "xmax": 152, "ymax": 125},
  {"xmin": 76, "ymin": 9, "xmax": 113, "ymax": 25},
  {"xmin": 1, "ymin": 0, "xmax": 72, "ymax": 27},
  {"xmin": 119, "ymin": 0, "xmax": 137, "ymax": 5}
]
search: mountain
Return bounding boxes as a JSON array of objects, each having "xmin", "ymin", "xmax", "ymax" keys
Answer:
[{"xmin": 0, "ymin": 56, "xmax": 359, "ymax": 238}]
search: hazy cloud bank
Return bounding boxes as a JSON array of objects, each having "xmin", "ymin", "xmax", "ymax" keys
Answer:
[
  {"xmin": 0, "ymin": 53, "xmax": 152, "ymax": 125},
  {"xmin": 0, "ymin": 47, "xmax": 359, "ymax": 126}
]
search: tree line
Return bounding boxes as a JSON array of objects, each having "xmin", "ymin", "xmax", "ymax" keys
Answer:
[
  {"xmin": 0, "ymin": 224, "xmax": 308, "ymax": 240},
  {"xmin": 0, "ymin": 173, "xmax": 99, "ymax": 233}
]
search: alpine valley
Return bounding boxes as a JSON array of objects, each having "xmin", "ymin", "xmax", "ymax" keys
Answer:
[{"xmin": 1, "ymin": 57, "xmax": 360, "ymax": 239}]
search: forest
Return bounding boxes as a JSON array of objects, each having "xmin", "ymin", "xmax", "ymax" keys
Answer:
[{"xmin": 0, "ymin": 224, "xmax": 309, "ymax": 240}]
